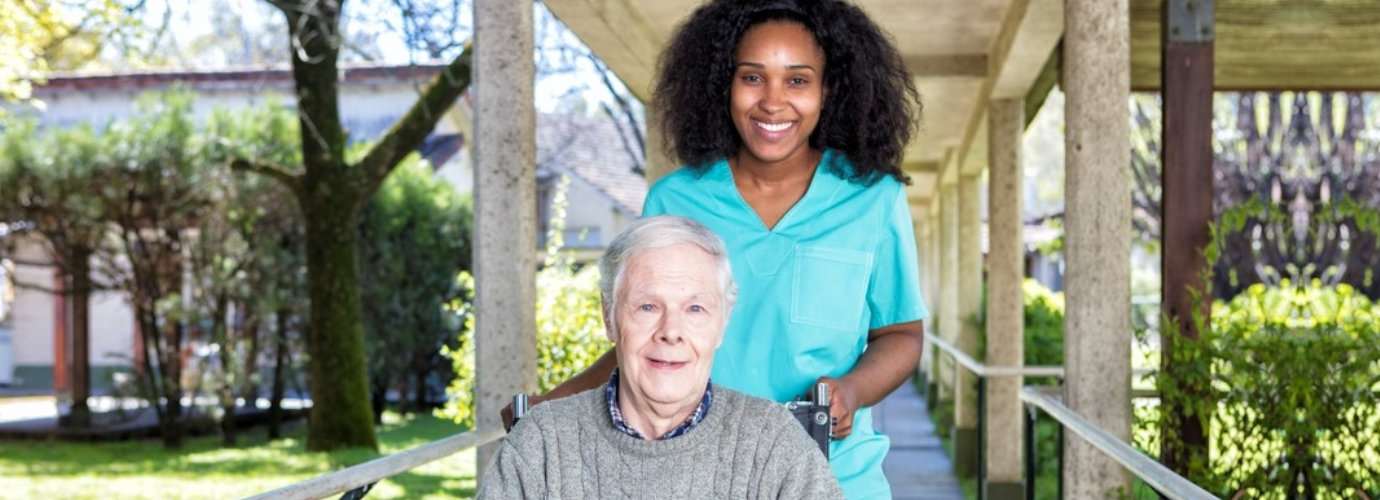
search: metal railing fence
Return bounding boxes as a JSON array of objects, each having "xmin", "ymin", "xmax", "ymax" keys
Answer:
[
  {"xmin": 924, "ymin": 336, "xmax": 1204, "ymax": 500},
  {"xmin": 243, "ymin": 426, "xmax": 504, "ymax": 500}
]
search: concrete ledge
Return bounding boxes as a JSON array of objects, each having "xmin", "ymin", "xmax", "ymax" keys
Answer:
[
  {"xmin": 952, "ymin": 426, "xmax": 979, "ymax": 478},
  {"xmin": 984, "ymin": 481, "xmax": 1025, "ymax": 500}
]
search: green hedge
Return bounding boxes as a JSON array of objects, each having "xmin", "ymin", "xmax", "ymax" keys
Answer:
[{"xmin": 1176, "ymin": 281, "xmax": 1380, "ymax": 499}]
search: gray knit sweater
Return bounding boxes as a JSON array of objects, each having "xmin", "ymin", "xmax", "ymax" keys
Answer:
[{"xmin": 478, "ymin": 386, "xmax": 844, "ymax": 499}]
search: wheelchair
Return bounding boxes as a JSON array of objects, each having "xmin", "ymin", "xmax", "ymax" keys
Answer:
[{"xmin": 509, "ymin": 382, "xmax": 834, "ymax": 458}]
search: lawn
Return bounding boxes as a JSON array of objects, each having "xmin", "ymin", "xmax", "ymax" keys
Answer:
[{"xmin": 0, "ymin": 412, "xmax": 479, "ymax": 500}]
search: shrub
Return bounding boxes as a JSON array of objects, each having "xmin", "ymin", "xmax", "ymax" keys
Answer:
[
  {"xmin": 437, "ymin": 177, "xmax": 611, "ymax": 428},
  {"xmin": 1201, "ymin": 281, "xmax": 1380, "ymax": 499}
]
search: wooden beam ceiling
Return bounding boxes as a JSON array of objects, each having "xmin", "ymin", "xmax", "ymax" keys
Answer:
[{"xmin": 1131, "ymin": 0, "xmax": 1380, "ymax": 90}]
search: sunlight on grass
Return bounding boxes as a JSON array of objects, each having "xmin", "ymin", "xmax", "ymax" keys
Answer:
[{"xmin": 0, "ymin": 412, "xmax": 479, "ymax": 499}]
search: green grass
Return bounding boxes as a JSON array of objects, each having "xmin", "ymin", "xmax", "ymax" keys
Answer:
[{"xmin": 0, "ymin": 412, "xmax": 479, "ymax": 499}]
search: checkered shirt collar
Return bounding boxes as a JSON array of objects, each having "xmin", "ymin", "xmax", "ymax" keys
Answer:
[{"xmin": 605, "ymin": 367, "xmax": 714, "ymax": 440}]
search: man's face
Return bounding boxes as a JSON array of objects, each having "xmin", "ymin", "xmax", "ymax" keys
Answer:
[{"xmin": 609, "ymin": 243, "xmax": 727, "ymax": 410}]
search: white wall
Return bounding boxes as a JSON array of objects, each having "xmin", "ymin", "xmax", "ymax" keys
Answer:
[
  {"xmin": 560, "ymin": 172, "xmax": 633, "ymax": 249},
  {"xmin": 434, "ymin": 148, "xmax": 474, "ymax": 195},
  {"xmin": 88, "ymin": 290, "xmax": 135, "ymax": 368},
  {"xmin": 10, "ymin": 239, "xmax": 55, "ymax": 367},
  {"xmin": 5, "ymin": 238, "xmax": 135, "ymax": 370},
  {"xmin": 32, "ymin": 80, "xmax": 462, "ymax": 139}
]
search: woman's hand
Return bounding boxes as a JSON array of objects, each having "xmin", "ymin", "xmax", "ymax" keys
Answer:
[
  {"xmin": 815, "ymin": 320, "xmax": 926, "ymax": 441},
  {"xmin": 815, "ymin": 376, "xmax": 861, "ymax": 440}
]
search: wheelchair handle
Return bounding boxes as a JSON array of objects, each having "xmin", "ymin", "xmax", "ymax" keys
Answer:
[{"xmin": 508, "ymin": 394, "xmax": 529, "ymax": 432}]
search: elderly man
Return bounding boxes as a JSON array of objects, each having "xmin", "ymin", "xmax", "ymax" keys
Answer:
[{"xmin": 479, "ymin": 215, "xmax": 842, "ymax": 499}]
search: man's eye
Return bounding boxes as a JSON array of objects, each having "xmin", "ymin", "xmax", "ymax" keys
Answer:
[
  {"xmin": 638, "ymin": 304, "xmax": 656, "ymax": 312},
  {"xmin": 688, "ymin": 304, "xmax": 705, "ymax": 313}
]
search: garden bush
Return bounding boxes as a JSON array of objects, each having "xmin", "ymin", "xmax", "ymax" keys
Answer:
[
  {"xmin": 437, "ymin": 179, "xmax": 611, "ymax": 428},
  {"xmin": 1186, "ymin": 281, "xmax": 1380, "ymax": 499}
]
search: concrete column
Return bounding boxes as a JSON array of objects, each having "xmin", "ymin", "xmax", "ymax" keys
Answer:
[
  {"xmin": 985, "ymin": 98, "xmax": 1025, "ymax": 499},
  {"xmin": 953, "ymin": 172, "xmax": 983, "ymax": 478},
  {"xmin": 913, "ymin": 217, "xmax": 934, "ymax": 385},
  {"xmin": 1064, "ymin": 0, "xmax": 1132, "ymax": 496},
  {"xmin": 928, "ymin": 209, "xmax": 942, "ymax": 331},
  {"xmin": 923, "ymin": 208, "xmax": 942, "ymax": 406},
  {"xmin": 643, "ymin": 107, "xmax": 677, "ymax": 186},
  {"xmin": 474, "ymin": 0, "xmax": 538, "ymax": 476},
  {"xmin": 939, "ymin": 181, "xmax": 959, "ymax": 407}
]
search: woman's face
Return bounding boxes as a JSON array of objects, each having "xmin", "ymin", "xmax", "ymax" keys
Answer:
[{"xmin": 730, "ymin": 21, "xmax": 826, "ymax": 168}]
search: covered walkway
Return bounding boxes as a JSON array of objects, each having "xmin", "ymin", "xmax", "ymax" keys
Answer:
[{"xmin": 875, "ymin": 384, "xmax": 964, "ymax": 500}]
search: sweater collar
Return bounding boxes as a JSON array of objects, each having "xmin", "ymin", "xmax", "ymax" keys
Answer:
[{"xmin": 606, "ymin": 367, "xmax": 714, "ymax": 440}]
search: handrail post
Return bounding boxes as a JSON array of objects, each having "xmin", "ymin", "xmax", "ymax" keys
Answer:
[
  {"xmin": 1024, "ymin": 403, "xmax": 1036, "ymax": 500},
  {"xmin": 1056, "ymin": 385, "xmax": 1065, "ymax": 500},
  {"xmin": 977, "ymin": 374, "xmax": 986, "ymax": 500}
]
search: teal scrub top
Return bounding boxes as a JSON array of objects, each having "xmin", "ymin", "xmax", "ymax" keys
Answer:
[{"xmin": 642, "ymin": 150, "xmax": 930, "ymax": 499}]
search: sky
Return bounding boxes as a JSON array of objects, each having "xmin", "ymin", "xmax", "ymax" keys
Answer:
[{"xmin": 132, "ymin": 0, "xmax": 638, "ymax": 115}]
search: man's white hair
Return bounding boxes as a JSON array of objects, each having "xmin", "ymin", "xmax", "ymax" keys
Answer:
[{"xmin": 598, "ymin": 215, "xmax": 737, "ymax": 339}]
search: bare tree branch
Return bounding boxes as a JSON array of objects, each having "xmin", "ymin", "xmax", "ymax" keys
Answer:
[
  {"xmin": 354, "ymin": 43, "xmax": 472, "ymax": 198},
  {"xmin": 231, "ymin": 158, "xmax": 302, "ymax": 195}
]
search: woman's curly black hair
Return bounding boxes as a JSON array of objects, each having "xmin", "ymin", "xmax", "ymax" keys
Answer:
[{"xmin": 652, "ymin": 0, "xmax": 921, "ymax": 185}]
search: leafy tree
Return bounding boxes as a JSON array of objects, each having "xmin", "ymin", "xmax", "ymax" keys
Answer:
[
  {"xmin": 0, "ymin": 119, "xmax": 117, "ymax": 428},
  {"xmin": 230, "ymin": 0, "xmax": 474, "ymax": 450},
  {"xmin": 438, "ymin": 178, "xmax": 610, "ymax": 428},
  {"xmin": 358, "ymin": 156, "xmax": 472, "ymax": 422},
  {"xmin": 191, "ymin": 102, "xmax": 306, "ymax": 445},
  {"xmin": 1156, "ymin": 198, "xmax": 1380, "ymax": 498},
  {"xmin": 94, "ymin": 92, "xmax": 227, "ymax": 448},
  {"xmin": 1207, "ymin": 281, "xmax": 1380, "ymax": 498},
  {"xmin": 1130, "ymin": 92, "xmax": 1380, "ymax": 300},
  {"xmin": 1, "ymin": 0, "xmax": 144, "ymax": 112}
]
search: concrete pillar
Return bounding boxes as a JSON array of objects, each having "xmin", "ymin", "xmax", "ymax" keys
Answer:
[
  {"xmin": 953, "ymin": 172, "xmax": 983, "ymax": 478},
  {"xmin": 643, "ymin": 107, "xmax": 677, "ymax": 186},
  {"xmin": 939, "ymin": 181, "xmax": 960, "ymax": 407},
  {"xmin": 1063, "ymin": 0, "xmax": 1132, "ymax": 496},
  {"xmin": 474, "ymin": 0, "xmax": 538, "ymax": 476},
  {"xmin": 928, "ymin": 209, "xmax": 942, "ymax": 332},
  {"xmin": 913, "ymin": 216, "xmax": 935, "ymax": 382},
  {"xmin": 985, "ymin": 98, "xmax": 1025, "ymax": 499},
  {"xmin": 923, "ymin": 208, "xmax": 942, "ymax": 406}
]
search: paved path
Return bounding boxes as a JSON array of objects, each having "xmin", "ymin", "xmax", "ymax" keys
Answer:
[{"xmin": 875, "ymin": 384, "xmax": 965, "ymax": 500}]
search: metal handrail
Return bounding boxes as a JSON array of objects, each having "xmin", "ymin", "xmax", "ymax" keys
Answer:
[
  {"xmin": 1020, "ymin": 387, "xmax": 1217, "ymax": 500},
  {"xmin": 926, "ymin": 335, "xmax": 1066, "ymax": 378},
  {"xmin": 926, "ymin": 335, "xmax": 1157, "ymax": 378},
  {"xmin": 243, "ymin": 426, "xmax": 505, "ymax": 500},
  {"xmin": 925, "ymin": 334, "xmax": 1170, "ymax": 500}
]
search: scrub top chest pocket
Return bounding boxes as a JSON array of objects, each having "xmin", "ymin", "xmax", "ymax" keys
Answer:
[{"xmin": 791, "ymin": 245, "xmax": 874, "ymax": 332}]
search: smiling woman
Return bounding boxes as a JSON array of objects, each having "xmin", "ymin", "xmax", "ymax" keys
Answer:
[{"xmin": 513, "ymin": 2, "xmax": 928, "ymax": 498}]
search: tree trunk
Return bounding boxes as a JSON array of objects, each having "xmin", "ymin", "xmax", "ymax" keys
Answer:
[
  {"xmin": 268, "ymin": 309, "xmax": 289, "ymax": 440},
  {"xmin": 212, "ymin": 294, "xmax": 238, "ymax": 447},
  {"xmin": 66, "ymin": 247, "xmax": 93, "ymax": 428},
  {"xmin": 412, "ymin": 358, "xmax": 427, "ymax": 413},
  {"xmin": 264, "ymin": 0, "xmax": 472, "ymax": 450},
  {"xmin": 162, "ymin": 320, "xmax": 185, "ymax": 449},
  {"xmin": 301, "ymin": 204, "xmax": 376, "ymax": 450},
  {"xmin": 241, "ymin": 309, "xmax": 261, "ymax": 404},
  {"xmin": 371, "ymin": 375, "xmax": 387, "ymax": 425}
]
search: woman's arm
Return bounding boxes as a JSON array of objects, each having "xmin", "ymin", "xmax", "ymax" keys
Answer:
[
  {"xmin": 816, "ymin": 320, "xmax": 924, "ymax": 439},
  {"xmin": 815, "ymin": 184, "xmax": 928, "ymax": 438},
  {"xmin": 501, "ymin": 348, "xmax": 617, "ymax": 428}
]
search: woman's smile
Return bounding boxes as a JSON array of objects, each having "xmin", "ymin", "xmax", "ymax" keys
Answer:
[{"xmin": 730, "ymin": 20, "xmax": 826, "ymax": 170}]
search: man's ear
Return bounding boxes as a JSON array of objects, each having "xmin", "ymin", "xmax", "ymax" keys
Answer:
[{"xmin": 601, "ymin": 294, "xmax": 617, "ymax": 343}]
